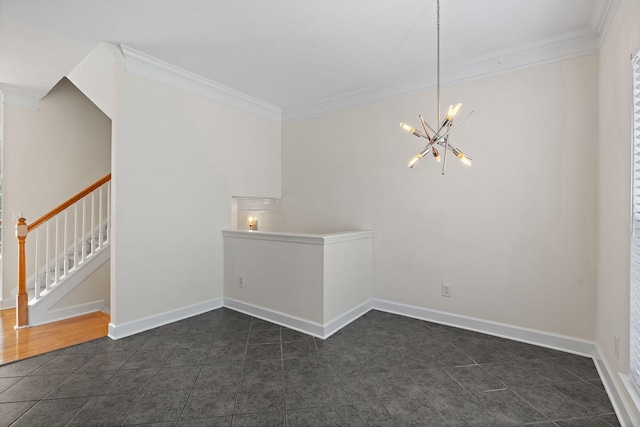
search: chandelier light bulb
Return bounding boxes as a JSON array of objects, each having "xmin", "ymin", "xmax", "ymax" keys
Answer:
[
  {"xmin": 400, "ymin": 123, "xmax": 422, "ymax": 137},
  {"xmin": 452, "ymin": 147, "xmax": 472, "ymax": 166},
  {"xmin": 407, "ymin": 154, "xmax": 423, "ymax": 168},
  {"xmin": 446, "ymin": 103, "xmax": 462, "ymax": 120},
  {"xmin": 432, "ymin": 148, "xmax": 441, "ymax": 162}
]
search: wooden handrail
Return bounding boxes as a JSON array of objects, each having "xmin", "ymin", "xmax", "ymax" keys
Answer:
[{"xmin": 27, "ymin": 173, "xmax": 111, "ymax": 232}]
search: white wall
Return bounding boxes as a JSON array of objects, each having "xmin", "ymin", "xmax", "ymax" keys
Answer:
[
  {"xmin": 596, "ymin": 0, "xmax": 640, "ymax": 421},
  {"xmin": 279, "ymin": 54, "xmax": 599, "ymax": 340},
  {"xmin": 50, "ymin": 259, "xmax": 111, "ymax": 312},
  {"xmin": 2, "ymin": 77, "xmax": 111, "ymax": 303},
  {"xmin": 110, "ymin": 54, "xmax": 281, "ymax": 328}
]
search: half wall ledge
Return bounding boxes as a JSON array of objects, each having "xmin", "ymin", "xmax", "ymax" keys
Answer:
[{"xmin": 222, "ymin": 229, "xmax": 374, "ymax": 338}]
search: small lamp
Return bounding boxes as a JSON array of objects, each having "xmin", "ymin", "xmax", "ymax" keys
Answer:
[{"xmin": 246, "ymin": 215, "xmax": 258, "ymax": 231}]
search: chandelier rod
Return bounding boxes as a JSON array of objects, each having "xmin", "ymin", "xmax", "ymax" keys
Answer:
[{"xmin": 436, "ymin": 0, "xmax": 441, "ymax": 125}]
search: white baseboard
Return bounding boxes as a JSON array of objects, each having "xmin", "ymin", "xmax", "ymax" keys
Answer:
[
  {"xmin": 0, "ymin": 298, "xmax": 16, "ymax": 310},
  {"xmin": 33, "ymin": 300, "xmax": 106, "ymax": 326},
  {"xmin": 372, "ymin": 298, "xmax": 594, "ymax": 357},
  {"xmin": 323, "ymin": 300, "xmax": 373, "ymax": 338},
  {"xmin": 223, "ymin": 298, "xmax": 325, "ymax": 338},
  {"xmin": 108, "ymin": 297, "xmax": 223, "ymax": 340},
  {"xmin": 223, "ymin": 297, "xmax": 373, "ymax": 339},
  {"xmin": 592, "ymin": 344, "xmax": 638, "ymax": 427}
]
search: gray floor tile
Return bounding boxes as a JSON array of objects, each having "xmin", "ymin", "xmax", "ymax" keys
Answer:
[
  {"xmin": 76, "ymin": 350, "xmax": 134, "ymax": 372},
  {"xmin": 286, "ymin": 407, "xmax": 340, "ymax": 426},
  {"xmin": 284, "ymin": 379, "xmax": 331, "ymax": 409},
  {"xmin": 45, "ymin": 370, "xmax": 116, "ymax": 399},
  {"xmin": 281, "ymin": 329, "xmax": 313, "ymax": 343},
  {"xmin": 147, "ymin": 366, "xmax": 201, "ymax": 393},
  {"xmin": 555, "ymin": 416, "xmax": 615, "ymax": 426},
  {"xmin": 98, "ymin": 368, "xmax": 159, "ymax": 395},
  {"xmin": 515, "ymin": 384, "xmax": 591, "ymax": 420},
  {"xmin": 552, "ymin": 381, "xmax": 616, "ymax": 415},
  {"xmin": 409, "ymin": 367, "xmax": 467, "ymax": 398},
  {"xmin": 335, "ymin": 400, "xmax": 395, "ymax": 426},
  {"xmin": 250, "ymin": 318, "xmax": 280, "ymax": 331},
  {"xmin": 282, "ymin": 341, "xmax": 317, "ymax": 359},
  {"xmin": 0, "ymin": 401, "xmax": 36, "ymax": 427},
  {"xmin": 166, "ymin": 347, "xmax": 209, "ymax": 367},
  {"xmin": 121, "ymin": 348, "xmax": 173, "ymax": 370},
  {"xmin": 245, "ymin": 343, "xmax": 281, "ymax": 360},
  {"xmin": 195, "ymin": 363, "xmax": 243, "ymax": 388},
  {"xmin": 445, "ymin": 365, "xmax": 507, "ymax": 392},
  {"xmin": 11, "ymin": 397, "xmax": 89, "ymax": 427},
  {"xmin": 326, "ymin": 374, "xmax": 379, "ymax": 404},
  {"xmin": 66, "ymin": 393, "xmax": 139, "ymax": 426},
  {"xmin": 482, "ymin": 359, "xmax": 581, "ymax": 388},
  {"xmin": 235, "ymin": 380, "xmax": 284, "ymax": 414},
  {"xmin": 180, "ymin": 385, "xmax": 237, "ymax": 419},
  {"xmin": 242, "ymin": 359, "xmax": 283, "ymax": 384},
  {"xmin": 123, "ymin": 389, "xmax": 190, "ymax": 425},
  {"xmin": 283, "ymin": 357, "xmax": 323, "ymax": 382},
  {"xmin": 0, "ymin": 374, "xmax": 68, "ymax": 402},
  {"xmin": 140, "ymin": 335, "xmax": 182, "ymax": 350},
  {"xmin": 0, "ymin": 308, "xmax": 619, "ymax": 427},
  {"xmin": 206, "ymin": 345, "xmax": 246, "ymax": 363},
  {"xmin": 249, "ymin": 329, "xmax": 281, "ymax": 344},
  {"xmin": 369, "ymin": 371, "xmax": 426, "ymax": 400},
  {"xmin": 213, "ymin": 331, "xmax": 250, "ymax": 347},
  {"xmin": 383, "ymin": 398, "xmax": 448, "ymax": 426},
  {"xmin": 476, "ymin": 389, "xmax": 547, "ymax": 425},
  {"xmin": 231, "ymin": 411, "xmax": 284, "ymax": 426},
  {"xmin": 0, "ymin": 378, "xmax": 20, "ymax": 395},
  {"xmin": 0, "ymin": 354, "xmax": 55, "ymax": 378},
  {"xmin": 178, "ymin": 416, "xmax": 232, "ymax": 426},
  {"xmin": 550, "ymin": 355, "xmax": 600, "ymax": 381},
  {"xmin": 30, "ymin": 354, "xmax": 94, "ymax": 375}
]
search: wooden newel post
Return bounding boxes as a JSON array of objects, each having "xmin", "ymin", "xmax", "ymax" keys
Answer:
[{"xmin": 16, "ymin": 218, "xmax": 28, "ymax": 328}]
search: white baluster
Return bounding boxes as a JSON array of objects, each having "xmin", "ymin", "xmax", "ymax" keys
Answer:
[
  {"xmin": 73, "ymin": 203, "xmax": 78, "ymax": 270},
  {"xmin": 34, "ymin": 228, "xmax": 40, "ymax": 301},
  {"xmin": 106, "ymin": 181, "xmax": 111, "ymax": 244},
  {"xmin": 45, "ymin": 220, "xmax": 51, "ymax": 292},
  {"xmin": 63, "ymin": 210, "xmax": 69, "ymax": 277},
  {"xmin": 98, "ymin": 187, "xmax": 103, "ymax": 248},
  {"xmin": 54, "ymin": 216, "xmax": 60, "ymax": 284},
  {"xmin": 82, "ymin": 198, "xmax": 87, "ymax": 262},
  {"xmin": 91, "ymin": 192, "xmax": 95, "ymax": 255}
]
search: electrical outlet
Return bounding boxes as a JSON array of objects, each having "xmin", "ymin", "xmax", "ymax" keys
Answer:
[
  {"xmin": 614, "ymin": 334, "xmax": 620, "ymax": 359},
  {"xmin": 238, "ymin": 276, "xmax": 244, "ymax": 288},
  {"xmin": 442, "ymin": 283, "xmax": 451, "ymax": 297}
]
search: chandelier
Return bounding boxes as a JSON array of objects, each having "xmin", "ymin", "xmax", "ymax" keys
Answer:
[{"xmin": 400, "ymin": 0, "xmax": 475, "ymax": 174}]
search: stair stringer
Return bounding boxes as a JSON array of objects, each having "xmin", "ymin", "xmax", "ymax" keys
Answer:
[{"xmin": 28, "ymin": 243, "xmax": 110, "ymax": 326}]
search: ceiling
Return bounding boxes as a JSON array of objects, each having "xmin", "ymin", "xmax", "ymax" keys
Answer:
[{"xmin": 0, "ymin": 0, "xmax": 617, "ymax": 120}]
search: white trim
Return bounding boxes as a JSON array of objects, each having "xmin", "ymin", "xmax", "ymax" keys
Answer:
[
  {"xmin": 322, "ymin": 299, "xmax": 372, "ymax": 338},
  {"xmin": 108, "ymin": 297, "xmax": 223, "ymax": 340},
  {"xmin": 33, "ymin": 300, "xmax": 106, "ymax": 326},
  {"xmin": 0, "ymin": 298, "xmax": 16, "ymax": 310},
  {"xmin": 0, "ymin": 88, "xmax": 40, "ymax": 110},
  {"xmin": 592, "ymin": 0, "xmax": 621, "ymax": 47},
  {"xmin": 221, "ymin": 229, "xmax": 374, "ymax": 245},
  {"xmin": 592, "ymin": 344, "xmax": 639, "ymax": 427},
  {"xmin": 118, "ymin": 44, "xmax": 281, "ymax": 122},
  {"xmin": 223, "ymin": 297, "xmax": 372, "ymax": 339},
  {"xmin": 223, "ymin": 297, "xmax": 324, "ymax": 338},
  {"xmin": 371, "ymin": 299, "xmax": 594, "ymax": 356}
]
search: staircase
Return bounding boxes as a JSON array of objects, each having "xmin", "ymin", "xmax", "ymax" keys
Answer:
[{"xmin": 15, "ymin": 174, "xmax": 111, "ymax": 327}]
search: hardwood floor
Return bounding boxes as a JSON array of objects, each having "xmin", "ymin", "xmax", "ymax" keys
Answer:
[{"xmin": 0, "ymin": 309, "xmax": 109, "ymax": 365}]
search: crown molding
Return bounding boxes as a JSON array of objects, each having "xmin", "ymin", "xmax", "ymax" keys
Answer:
[
  {"xmin": 282, "ymin": 27, "xmax": 600, "ymax": 122},
  {"xmin": 0, "ymin": 87, "xmax": 41, "ymax": 110},
  {"xmin": 591, "ymin": 0, "xmax": 620, "ymax": 47},
  {"xmin": 119, "ymin": 44, "xmax": 281, "ymax": 122}
]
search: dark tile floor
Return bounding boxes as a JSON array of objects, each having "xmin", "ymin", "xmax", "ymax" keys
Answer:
[{"xmin": 0, "ymin": 308, "xmax": 621, "ymax": 426}]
